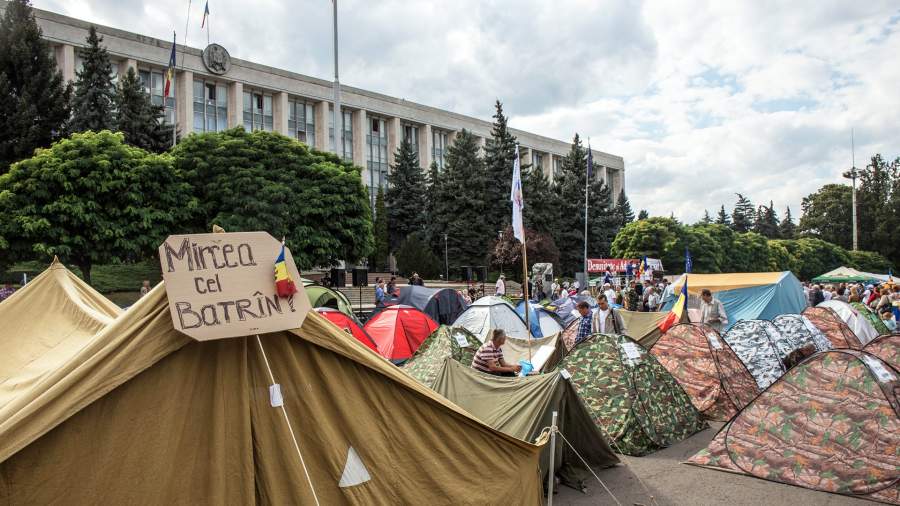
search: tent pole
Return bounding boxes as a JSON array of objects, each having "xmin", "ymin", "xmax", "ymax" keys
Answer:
[
  {"xmin": 547, "ymin": 410, "xmax": 557, "ymax": 503},
  {"xmin": 521, "ymin": 234, "xmax": 532, "ymax": 364}
]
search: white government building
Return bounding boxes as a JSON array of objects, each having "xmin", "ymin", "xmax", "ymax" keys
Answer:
[{"xmin": 24, "ymin": 4, "xmax": 625, "ymax": 204}]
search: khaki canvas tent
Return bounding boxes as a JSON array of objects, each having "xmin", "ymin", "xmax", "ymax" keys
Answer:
[
  {"xmin": 0, "ymin": 284, "xmax": 545, "ymax": 505},
  {"xmin": 688, "ymin": 349, "xmax": 900, "ymax": 504},
  {"xmin": 619, "ymin": 309, "xmax": 687, "ymax": 348},
  {"xmin": 432, "ymin": 359, "xmax": 619, "ymax": 490},
  {"xmin": 502, "ymin": 333, "xmax": 567, "ymax": 372},
  {"xmin": 1, "ymin": 258, "xmax": 121, "ymax": 398}
]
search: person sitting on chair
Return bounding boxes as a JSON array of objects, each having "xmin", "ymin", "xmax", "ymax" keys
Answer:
[{"xmin": 472, "ymin": 329, "xmax": 522, "ymax": 377}]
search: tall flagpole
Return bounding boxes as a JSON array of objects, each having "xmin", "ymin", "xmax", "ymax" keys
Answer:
[
  {"xmin": 583, "ymin": 140, "xmax": 591, "ymax": 286},
  {"xmin": 181, "ymin": 0, "xmax": 192, "ymax": 68},
  {"xmin": 512, "ymin": 143, "xmax": 532, "ymax": 364},
  {"xmin": 332, "ymin": 1, "xmax": 343, "ymax": 166}
]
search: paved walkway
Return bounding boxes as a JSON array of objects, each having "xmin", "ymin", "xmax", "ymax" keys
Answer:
[{"xmin": 554, "ymin": 422, "xmax": 871, "ymax": 506}]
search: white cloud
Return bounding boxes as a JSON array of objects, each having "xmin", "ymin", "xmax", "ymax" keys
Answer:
[{"xmin": 32, "ymin": 0, "xmax": 900, "ymax": 222}]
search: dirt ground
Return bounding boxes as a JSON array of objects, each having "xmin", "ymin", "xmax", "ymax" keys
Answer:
[{"xmin": 553, "ymin": 422, "xmax": 873, "ymax": 506}]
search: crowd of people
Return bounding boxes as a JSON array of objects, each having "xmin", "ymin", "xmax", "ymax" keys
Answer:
[{"xmin": 804, "ymin": 281, "xmax": 899, "ymax": 330}]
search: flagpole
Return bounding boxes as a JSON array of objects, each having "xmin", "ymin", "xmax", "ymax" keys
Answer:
[
  {"xmin": 181, "ymin": 0, "xmax": 192, "ymax": 69},
  {"xmin": 583, "ymin": 140, "xmax": 590, "ymax": 287}
]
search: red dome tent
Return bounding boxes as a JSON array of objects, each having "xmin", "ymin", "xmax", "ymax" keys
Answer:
[
  {"xmin": 364, "ymin": 305, "xmax": 439, "ymax": 364},
  {"xmin": 315, "ymin": 307, "xmax": 378, "ymax": 352}
]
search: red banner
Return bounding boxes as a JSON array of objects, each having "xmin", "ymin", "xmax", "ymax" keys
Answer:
[{"xmin": 587, "ymin": 258, "xmax": 638, "ymax": 273}]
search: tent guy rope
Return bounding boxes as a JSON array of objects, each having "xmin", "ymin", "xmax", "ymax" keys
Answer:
[
  {"xmin": 255, "ymin": 335, "xmax": 321, "ymax": 506},
  {"xmin": 555, "ymin": 429, "xmax": 622, "ymax": 506}
]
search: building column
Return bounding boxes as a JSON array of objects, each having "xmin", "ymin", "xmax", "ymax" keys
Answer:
[
  {"xmin": 477, "ymin": 135, "xmax": 487, "ymax": 156},
  {"xmin": 351, "ymin": 109, "xmax": 367, "ymax": 165},
  {"xmin": 448, "ymin": 130, "xmax": 459, "ymax": 147},
  {"xmin": 273, "ymin": 92, "xmax": 289, "ymax": 135},
  {"xmin": 419, "ymin": 124, "xmax": 433, "ymax": 170},
  {"xmin": 546, "ymin": 153, "xmax": 555, "ymax": 180},
  {"xmin": 55, "ymin": 43, "xmax": 75, "ymax": 82},
  {"xmin": 176, "ymin": 70, "xmax": 193, "ymax": 138},
  {"xmin": 315, "ymin": 100, "xmax": 329, "ymax": 151},
  {"xmin": 387, "ymin": 117, "xmax": 402, "ymax": 167},
  {"xmin": 124, "ymin": 58, "xmax": 138, "ymax": 75},
  {"xmin": 227, "ymin": 81, "xmax": 243, "ymax": 128}
]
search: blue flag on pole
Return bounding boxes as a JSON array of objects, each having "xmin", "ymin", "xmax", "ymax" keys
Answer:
[
  {"xmin": 511, "ymin": 144, "xmax": 524, "ymax": 242},
  {"xmin": 685, "ymin": 247, "xmax": 693, "ymax": 274}
]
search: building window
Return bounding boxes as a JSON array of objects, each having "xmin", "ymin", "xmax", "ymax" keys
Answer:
[
  {"xmin": 243, "ymin": 91, "xmax": 273, "ymax": 132},
  {"xmin": 367, "ymin": 117, "xmax": 389, "ymax": 206},
  {"xmin": 192, "ymin": 79, "xmax": 227, "ymax": 133},
  {"xmin": 138, "ymin": 69, "xmax": 175, "ymax": 124},
  {"xmin": 553, "ymin": 156, "xmax": 563, "ymax": 179},
  {"xmin": 403, "ymin": 124, "xmax": 418, "ymax": 153},
  {"xmin": 287, "ymin": 99, "xmax": 316, "ymax": 147},
  {"xmin": 432, "ymin": 129, "xmax": 449, "ymax": 169},
  {"xmin": 533, "ymin": 151, "xmax": 544, "ymax": 171},
  {"xmin": 328, "ymin": 106, "xmax": 353, "ymax": 161}
]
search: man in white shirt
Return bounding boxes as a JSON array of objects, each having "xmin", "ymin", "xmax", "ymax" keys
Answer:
[
  {"xmin": 700, "ymin": 289, "xmax": 729, "ymax": 332},
  {"xmin": 822, "ymin": 287, "xmax": 833, "ymax": 302},
  {"xmin": 603, "ymin": 283, "xmax": 616, "ymax": 305},
  {"xmin": 495, "ymin": 275, "xmax": 506, "ymax": 296},
  {"xmin": 591, "ymin": 294, "xmax": 626, "ymax": 334}
]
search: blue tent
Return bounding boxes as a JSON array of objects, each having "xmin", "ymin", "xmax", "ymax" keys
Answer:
[
  {"xmin": 661, "ymin": 272, "xmax": 807, "ymax": 330},
  {"xmin": 515, "ymin": 301, "xmax": 565, "ymax": 338}
]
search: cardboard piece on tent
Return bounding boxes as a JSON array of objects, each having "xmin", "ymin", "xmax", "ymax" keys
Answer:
[{"xmin": 158, "ymin": 231, "xmax": 310, "ymax": 341}]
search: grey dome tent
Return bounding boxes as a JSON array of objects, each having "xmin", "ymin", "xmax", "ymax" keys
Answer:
[{"xmin": 391, "ymin": 285, "xmax": 468, "ymax": 325}]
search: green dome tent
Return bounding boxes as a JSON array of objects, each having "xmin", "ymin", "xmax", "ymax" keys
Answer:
[
  {"xmin": 557, "ymin": 333, "xmax": 706, "ymax": 456},
  {"xmin": 302, "ymin": 279, "xmax": 354, "ymax": 318}
]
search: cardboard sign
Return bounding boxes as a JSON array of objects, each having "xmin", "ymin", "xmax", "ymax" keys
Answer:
[
  {"xmin": 620, "ymin": 341, "xmax": 643, "ymax": 360},
  {"xmin": 158, "ymin": 232, "xmax": 311, "ymax": 341}
]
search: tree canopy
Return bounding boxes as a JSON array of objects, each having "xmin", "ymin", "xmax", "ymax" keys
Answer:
[
  {"xmin": 171, "ymin": 128, "xmax": 373, "ymax": 269},
  {"xmin": 798, "ymin": 183, "xmax": 853, "ymax": 250},
  {"xmin": 731, "ymin": 193, "xmax": 754, "ymax": 233},
  {"xmin": 385, "ymin": 139, "xmax": 426, "ymax": 249},
  {"xmin": 115, "ymin": 67, "xmax": 173, "ymax": 153},
  {"xmin": 70, "ymin": 26, "xmax": 116, "ymax": 133},
  {"xmin": 483, "ymin": 100, "xmax": 516, "ymax": 230},
  {"xmin": 0, "ymin": 0, "xmax": 71, "ymax": 173},
  {"xmin": 0, "ymin": 130, "xmax": 193, "ymax": 282}
]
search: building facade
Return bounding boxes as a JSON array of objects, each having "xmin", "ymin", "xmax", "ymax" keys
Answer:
[{"xmin": 27, "ymin": 5, "xmax": 625, "ymax": 205}]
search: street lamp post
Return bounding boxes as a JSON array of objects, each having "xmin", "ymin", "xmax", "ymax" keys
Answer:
[
  {"xmin": 842, "ymin": 130, "xmax": 858, "ymax": 251},
  {"xmin": 444, "ymin": 233, "xmax": 449, "ymax": 282}
]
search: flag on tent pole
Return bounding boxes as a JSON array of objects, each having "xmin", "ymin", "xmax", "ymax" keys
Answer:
[
  {"xmin": 164, "ymin": 31, "xmax": 176, "ymax": 98},
  {"xmin": 201, "ymin": 1, "xmax": 210, "ymax": 27},
  {"xmin": 274, "ymin": 239, "xmax": 298, "ymax": 298},
  {"xmin": 511, "ymin": 144, "xmax": 524, "ymax": 243},
  {"xmin": 659, "ymin": 252, "xmax": 690, "ymax": 333}
]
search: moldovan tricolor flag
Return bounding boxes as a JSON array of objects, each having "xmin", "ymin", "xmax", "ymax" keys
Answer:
[
  {"xmin": 164, "ymin": 31, "xmax": 176, "ymax": 98},
  {"xmin": 201, "ymin": 1, "xmax": 210, "ymax": 27},
  {"xmin": 510, "ymin": 144, "xmax": 524, "ymax": 243},
  {"xmin": 659, "ymin": 278, "xmax": 687, "ymax": 333},
  {"xmin": 274, "ymin": 240, "xmax": 298, "ymax": 298}
]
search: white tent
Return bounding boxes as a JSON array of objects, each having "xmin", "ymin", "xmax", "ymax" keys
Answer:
[
  {"xmin": 814, "ymin": 266, "xmax": 890, "ymax": 283},
  {"xmin": 817, "ymin": 300, "xmax": 879, "ymax": 345},
  {"xmin": 452, "ymin": 296, "xmax": 529, "ymax": 342}
]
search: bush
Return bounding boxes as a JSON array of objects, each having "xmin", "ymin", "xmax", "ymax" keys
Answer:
[{"xmin": 846, "ymin": 250, "xmax": 893, "ymax": 273}]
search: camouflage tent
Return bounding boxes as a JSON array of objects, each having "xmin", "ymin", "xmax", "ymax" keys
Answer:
[
  {"xmin": 851, "ymin": 302, "xmax": 892, "ymax": 336},
  {"xmin": 433, "ymin": 359, "xmax": 619, "ymax": 490},
  {"xmin": 688, "ymin": 349, "xmax": 900, "ymax": 505},
  {"xmin": 802, "ymin": 306, "xmax": 863, "ymax": 349},
  {"xmin": 649, "ymin": 323, "xmax": 759, "ymax": 421},
  {"xmin": 556, "ymin": 333, "xmax": 706, "ymax": 456},
  {"xmin": 402, "ymin": 326, "xmax": 481, "ymax": 387},
  {"xmin": 771, "ymin": 314, "xmax": 834, "ymax": 353},
  {"xmin": 864, "ymin": 333, "xmax": 900, "ymax": 370},
  {"xmin": 723, "ymin": 320, "xmax": 792, "ymax": 390}
]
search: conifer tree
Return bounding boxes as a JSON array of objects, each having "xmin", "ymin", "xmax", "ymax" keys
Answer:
[
  {"xmin": 779, "ymin": 206, "xmax": 797, "ymax": 239},
  {"xmin": 753, "ymin": 201, "xmax": 780, "ymax": 238},
  {"xmin": 715, "ymin": 205, "xmax": 731, "ymax": 226},
  {"xmin": 483, "ymin": 100, "xmax": 517, "ymax": 229},
  {"xmin": 114, "ymin": 67, "xmax": 172, "ymax": 152},
  {"xmin": 70, "ymin": 26, "xmax": 116, "ymax": 133},
  {"xmin": 437, "ymin": 130, "xmax": 490, "ymax": 266},
  {"xmin": 522, "ymin": 162, "xmax": 559, "ymax": 234},
  {"xmin": 637, "ymin": 209, "xmax": 649, "ymax": 220},
  {"xmin": 0, "ymin": 0, "xmax": 71, "ymax": 173},
  {"xmin": 614, "ymin": 189, "xmax": 635, "ymax": 227},
  {"xmin": 423, "ymin": 160, "xmax": 442, "ymax": 250},
  {"xmin": 699, "ymin": 210, "xmax": 713, "ymax": 225},
  {"xmin": 731, "ymin": 193, "xmax": 754, "ymax": 233},
  {"xmin": 370, "ymin": 187, "xmax": 389, "ymax": 270},
  {"xmin": 385, "ymin": 139, "xmax": 426, "ymax": 249}
]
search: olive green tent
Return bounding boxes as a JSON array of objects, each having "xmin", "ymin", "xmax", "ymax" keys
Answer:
[
  {"xmin": 619, "ymin": 309, "xmax": 688, "ymax": 348},
  {"xmin": 502, "ymin": 333, "xmax": 567, "ymax": 372},
  {"xmin": 557, "ymin": 333, "xmax": 706, "ymax": 456},
  {"xmin": 402, "ymin": 326, "xmax": 481, "ymax": 387},
  {"xmin": 302, "ymin": 280, "xmax": 355, "ymax": 318},
  {"xmin": 432, "ymin": 359, "xmax": 619, "ymax": 491}
]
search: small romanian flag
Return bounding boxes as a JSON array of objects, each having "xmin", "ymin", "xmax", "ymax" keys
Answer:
[
  {"xmin": 164, "ymin": 31, "xmax": 176, "ymax": 98},
  {"xmin": 274, "ymin": 241, "xmax": 298, "ymax": 298}
]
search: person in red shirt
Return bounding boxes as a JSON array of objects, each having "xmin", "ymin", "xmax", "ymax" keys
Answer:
[{"xmin": 472, "ymin": 329, "xmax": 521, "ymax": 376}]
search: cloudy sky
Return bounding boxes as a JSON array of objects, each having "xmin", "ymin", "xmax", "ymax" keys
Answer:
[{"xmin": 34, "ymin": 0, "xmax": 900, "ymax": 222}]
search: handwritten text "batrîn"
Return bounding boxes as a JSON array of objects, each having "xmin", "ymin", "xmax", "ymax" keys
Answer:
[{"xmin": 174, "ymin": 291, "xmax": 296, "ymax": 329}]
